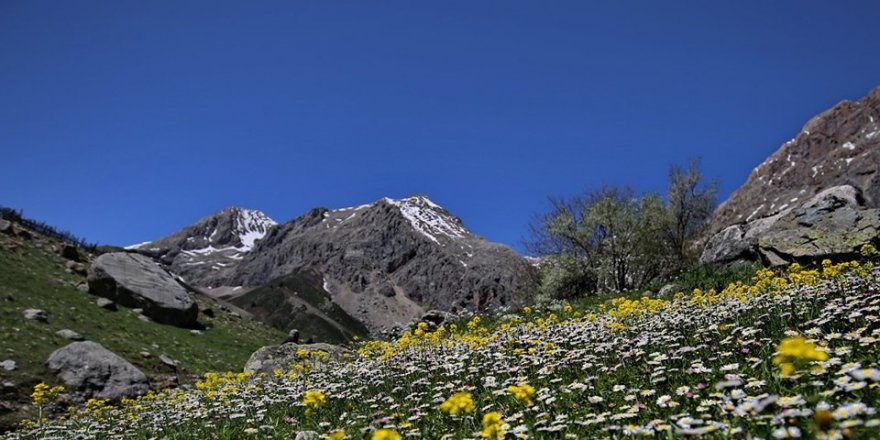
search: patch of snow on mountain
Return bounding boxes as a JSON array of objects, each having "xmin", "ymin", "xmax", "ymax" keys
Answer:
[
  {"xmin": 233, "ymin": 209, "xmax": 277, "ymax": 251},
  {"xmin": 385, "ymin": 196, "xmax": 469, "ymax": 244},
  {"xmin": 124, "ymin": 241, "xmax": 152, "ymax": 250},
  {"xmin": 842, "ymin": 142, "xmax": 856, "ymax": 150},
  {"xmin": 335, "ymin": 203, "xmax": 373, "ymax": 212}
]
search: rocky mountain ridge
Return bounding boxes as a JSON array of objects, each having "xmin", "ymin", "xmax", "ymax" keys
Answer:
[{"xmin": 129, "ymin": 195, "xmax": 536, "ymax": 336}]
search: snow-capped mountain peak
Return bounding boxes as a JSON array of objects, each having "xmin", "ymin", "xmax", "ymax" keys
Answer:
[
  {"xmin": 225, "ymin": 207, "xmax": 277, "ymax": 251},
  {"xmin": 384, "ymin": 195, "xmax": 468, "ymax": 244}
]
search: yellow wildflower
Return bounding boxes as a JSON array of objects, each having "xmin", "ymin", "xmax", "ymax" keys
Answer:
[
  {"xmin": 325, "ymin": 430, "xmax": 346, "ymax": 440},
  {"xmin": 480, "ymin": 412, "xmax": 506, "ymax": 439},
  {"xmin": 372, "ymin": 429, "xmax": 401, "ymax": 440},
  {"xmin": 773, "ymin": 336, "xmax": 829, "ymax": 377},
  {"xmin": 304, "ymin": 390, "xmax": 327, "ymax": 410},
  {"xmin": 507, "ymin": 383, "xmax": 536, "ymax": 405},
  {"xmin": 439, "ymin": 392, "xmax": 475, "ymax": 415}
]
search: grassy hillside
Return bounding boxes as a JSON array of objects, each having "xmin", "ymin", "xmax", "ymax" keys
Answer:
[
  {"xmin": 6, "ymin": 252, "xmax": 880, "ymax": 439},
  {"xmin": 229, "ymin": 271, "xmax": 370, "ymax": 344},
  {"xmin": 0, "ymin": 224, "xmax": 285, "ymax": 431}
]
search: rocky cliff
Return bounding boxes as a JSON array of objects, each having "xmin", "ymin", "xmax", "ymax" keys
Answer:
[{"xmin": 703, "ymin": 86, "xmax": 880, "ymax": 266}]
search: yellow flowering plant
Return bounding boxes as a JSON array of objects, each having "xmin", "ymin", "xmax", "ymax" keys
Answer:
[
  {"xmin": 772, "ymin": 336, "xmax": 829, "ymax": 378},
  {"xmin": 439, "ymin": 392, "xmax": 475, "ymax": 415}
]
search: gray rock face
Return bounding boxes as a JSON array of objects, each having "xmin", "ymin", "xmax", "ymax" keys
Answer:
[
  {"xmin": 758, "ymin": 186, "xmax": 879, "ymax": 263},
  {"xmin": 23, "ymin": 309, "xmax": 48, "ymax": 322},
  {"xmin": 703, "ymin": 185, "xmax": 880, "ymax": 266},
  {"xmin": 228, "ymin": 196, "xmax": 536, "ymax": 334},
  {"xmin": 56, "ymin": 329, "xmax": 84, "ymax": 341},
  {"xmin": 244, "ymin": 343, "xmax": 351, "ymax": 374},
  {"xmin": 47, "ymin": 341, "xmax": 149, "ymax": 401},
  {"xmin": 125, "ymin": 207, "xmax": 277, "ymax": 287},
  {"xmin": 707, "ymin": 85, "xmax": 880, "ymax": 236},
  {"xmin": 87, "ymin": 252, "xmax": 198, "ymax": 327}
]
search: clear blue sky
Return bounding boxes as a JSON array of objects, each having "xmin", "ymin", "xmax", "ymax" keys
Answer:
[{"xmin": 2, "ymin": 1, "xmax": 879, "ymax": 252}]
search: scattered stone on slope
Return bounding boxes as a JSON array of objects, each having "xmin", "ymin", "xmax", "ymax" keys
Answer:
[
  {"xmin": 59, "ymin": 244, "xmax": 80, "ymax": 262},
  {"xmin": 0, "ymin": 219, "xmax": 12, "ymax": 234},
  {"xmin": 65, "ymin": 260, "xmax": 87, "ymax": 276},
  {"xmin": 159, "ymin": 354, "xmax": 179, "ymax": 368},
  {"xmin": 416, "ymin": 309, "xmax": 454, "ymax": 331},
  {"xmin": 96, "ymin": 297, "xmax": 117, "ymax": 311},
  {"xmin": 0, "ymin": 360, "xmax": 16, "ymax": 371},
  {"xmin": 55, "ymin": 329, "xmax": 84, "ymax": 341},
  {"xmin": 22, "ymin": 309, "xmax": 48, "ymax": 322},
  {"xmin": 658, "ymin": 284, "xmax": 680, "ymax": 297},
  {"xmin": 87, "ymin": 252, "xmax": 198, "ymax": 327},
  {"xmin": 47, "ymin": 341, "xmax": 149, "ymax": 402},
  {"xmin": 243, "ymin": 343, "xmax": 351, "ymax": 374}
]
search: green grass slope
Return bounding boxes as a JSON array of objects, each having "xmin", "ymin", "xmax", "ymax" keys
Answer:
[
  {"xmin": 0, "ymin": 225, "xmax": 285, "ymax": 431},
  {"xmin": 229, "ymin": 271, "xmax": 369, "ymax": 344}
]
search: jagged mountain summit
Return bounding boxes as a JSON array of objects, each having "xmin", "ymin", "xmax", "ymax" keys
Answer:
[
  {"xmin": 702, "ymin": 86, "xmax": 880, "ymax": 266},
  {"xmin": 126, "ymin": 207, "xmax": 277, "ymax": 286},
  {"xmin": 707, "ymin": 85, "xmax": 880, "ymax": 235},
  {"xmin": 227, "ymin": 195, "xmax": 535, "ymax": 334}
]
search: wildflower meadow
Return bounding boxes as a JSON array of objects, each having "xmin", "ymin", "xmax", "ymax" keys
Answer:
[{"xmin": 6, "ymin": 248, "xmax": 880, "ymax": 439}]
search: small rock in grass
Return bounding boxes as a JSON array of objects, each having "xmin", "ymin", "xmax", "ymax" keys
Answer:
[
  {"xmin": 159, "ymin": 355, "xmax": 179, "ymax": 368},
  {"xmin": 0, "ymin": 360, "xmax": 16, "ymax": 371},
  {"xmin": 65, "ymin": 260, "xmax": 87, "ymax": 276},
  {"xmin": 139, "ymin": 352, "xmax": 152, "ymax": 359},
  {"xmin": 190, "ymin": 329, "xmax": 202, "ymax": 335},
  {"xmin": 96, "ymin": 298, "xmax": 117, "ymax": 311},
  {"xmin": 23, "ymin": 309, "xmax": 48, "ymax": 322},
  {"xmin": 56, "ymin": 329, "xmax": 84, "ymax": 341}
]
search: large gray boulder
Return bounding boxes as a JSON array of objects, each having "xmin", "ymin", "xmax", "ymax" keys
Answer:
[
  {"xmin": 244, "ymin": 343, "xmax": 351, "ymax": 374},
  {"xmin": 87, "ymin": 252, "xmax": 198, "ymax": 327},
  {"xmin": 702, "ymin": 185, "xmax": 880, "ymax": 266},
  {"xmin": 758, "ymin": 186, "xmax": 880, "ymax": 263},
  {"xmin": 47, "ymin": 341, "xmax": 149, "ymax": 401}
]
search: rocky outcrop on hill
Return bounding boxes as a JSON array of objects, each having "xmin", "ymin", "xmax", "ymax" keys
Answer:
[
  {"xmin": 243, "ymin": 343, "xmax": 351, "ymax": 374},
  {"xmin": 47, "ymin": 341, "xmax": 149, "ymax": 402},
  {"xmin": 227, "ymin": 196, "xmax": 536, "ymax": 334},
  {"xmin": 703, "ymin": 86, "xmax": 880, "ymax": 266},
  {"xmin": 87, "ymin": 252, "xmax": 199, "ymax": 327},
  {"xmin": 126, "ymin": 207, "xmax": 276, "ymax": 287},
  {"xmin": 708, "ymin": 86, "xmax": 880, "ymax": 235},
  {"xmin": 758, "ymin": 186, "xmax": 880, "ymax": 264}
]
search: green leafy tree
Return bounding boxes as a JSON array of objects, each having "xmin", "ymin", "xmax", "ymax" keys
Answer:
[{"xmin": 527, "ymin": 159, "xmax": 716, "ymax": 299}]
